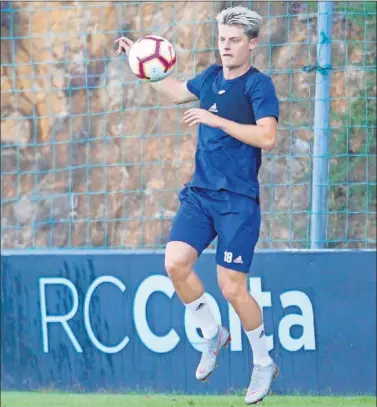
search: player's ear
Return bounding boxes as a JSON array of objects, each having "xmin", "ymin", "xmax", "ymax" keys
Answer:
[{"xmin": 249, "ymin": 37, "xmax": 258, "ymax": 51}]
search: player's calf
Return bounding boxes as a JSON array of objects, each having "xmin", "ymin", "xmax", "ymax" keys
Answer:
[{"xmin": 165, "ymin": 241, "xmax": 201, "ymax": 304}]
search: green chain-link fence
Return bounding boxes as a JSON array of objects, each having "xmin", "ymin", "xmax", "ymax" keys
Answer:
[{"xmin": 1, "ymin": 1, "xmax": 376, "ymax": 249}]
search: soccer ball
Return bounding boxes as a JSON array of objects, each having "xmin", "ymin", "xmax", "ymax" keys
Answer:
[{"xmin": 128, "ymin": 35, "xmax": 176, "ymax": 82}]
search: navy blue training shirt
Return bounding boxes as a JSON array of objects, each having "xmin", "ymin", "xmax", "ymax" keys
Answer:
[{"xmin": 186, "ymin": 64, "xmax": 279, "ymax": 199}]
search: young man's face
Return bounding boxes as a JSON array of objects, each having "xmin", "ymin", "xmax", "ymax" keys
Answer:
[{"xmin": 218, "ymin": 24, "xmax": 257, "ymax": 69}]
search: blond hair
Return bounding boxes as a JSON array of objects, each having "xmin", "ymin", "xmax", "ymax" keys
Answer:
[{"xmin": 216, "ymin": 6, "xmax": 263, "ymax": 39}]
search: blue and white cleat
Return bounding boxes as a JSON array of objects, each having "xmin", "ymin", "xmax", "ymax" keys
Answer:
[
  {"xmin": 195, "ymin": 326, "xmax": 231, "ymax": 382},
  {"xmin": 244, "ymin": 362, "xmax": 279, "ymax": 405}
]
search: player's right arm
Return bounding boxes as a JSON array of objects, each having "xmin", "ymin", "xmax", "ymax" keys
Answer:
[
  {"xmin": 151, "ymin": 79, "xmax": 197, "ymax": 104},
  {"xmin": 115, "ymin": 36, "xmax": 197, "ymax": 105}
]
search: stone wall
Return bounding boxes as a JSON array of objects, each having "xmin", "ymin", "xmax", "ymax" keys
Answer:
[{"xmin": 1, "ymin": 1, "xmax": 375, "ymax": 248}]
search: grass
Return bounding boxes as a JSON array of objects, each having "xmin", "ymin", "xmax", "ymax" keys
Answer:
[{"xmin": 1, "ymin": 392, "xmax": 376, "ymax": 407}]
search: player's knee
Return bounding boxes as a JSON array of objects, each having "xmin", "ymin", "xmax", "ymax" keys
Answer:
[
  {"xmin": 220, "ymin": 283, "xmax": 241, "ymax": 303},
  {"xmin": 218, "ymin": 270, "xmax": 248, "ymax": 303},
  {"xmin": 165, "ymin": 241, "xmax": 197, "ymax": 281},
  {"xmin": 165, "ymin": 254, "xmax": 192, "ymax": 281}
]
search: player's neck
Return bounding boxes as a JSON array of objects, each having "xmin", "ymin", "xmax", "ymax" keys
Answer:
[{"xmin": 222, "ymin": 64, "xmax": 251, "ymax": 80}]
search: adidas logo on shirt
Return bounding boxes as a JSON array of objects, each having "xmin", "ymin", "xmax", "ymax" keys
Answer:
[
  {"xmin": 233, "ymin": 256, "xmax": 243, "ymax": 264},
  {"xmin": 208, "ymin": 103, "xmax": 218, "ymax": 113}
]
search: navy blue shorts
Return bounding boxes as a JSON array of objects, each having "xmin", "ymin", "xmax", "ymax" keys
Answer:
[{"xmin": 168, "ymin": 186, "xmax": 261, "ymax": 272}]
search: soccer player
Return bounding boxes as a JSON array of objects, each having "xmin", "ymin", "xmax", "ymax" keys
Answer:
[{"xmin": 116, "ymin": 5, "xmax": 279, "ymax": 405}]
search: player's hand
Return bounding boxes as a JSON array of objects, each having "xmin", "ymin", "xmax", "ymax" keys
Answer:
[
  {"xmin": 115, "ymin": 36, "xmax": 135, "ymax": 56},
  {"xmin": 183, "ymin": 108, "xmax": 221, "ymax": 128}
]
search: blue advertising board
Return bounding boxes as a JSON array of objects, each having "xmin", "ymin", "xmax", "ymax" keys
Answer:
[{"xmin": 1, "ymin": 250, "xmax": 376, "ymax": 395}]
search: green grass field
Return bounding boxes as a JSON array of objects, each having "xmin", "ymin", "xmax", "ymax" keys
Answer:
[{"xmin": 1, "ymin": 393, "xmax": 376, "ymax": 407}]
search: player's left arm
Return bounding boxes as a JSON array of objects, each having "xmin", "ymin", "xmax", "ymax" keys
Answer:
[
  {"xmin": 220, "ymin": 74, "xmax": 279, "ymax": 151},
  {"xmin": 183, "ymin": 112, "xmax": 277, "ymax": 151},
  {"xmin": 216, "ymin": 116, "xmax": 277, "ymax": 151},
  {"xmin": 184, "ymin": 74, "xmax": 279, "ymax": 151}
]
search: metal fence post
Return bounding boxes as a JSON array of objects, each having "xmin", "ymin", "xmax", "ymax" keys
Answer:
[{"xmin": 310, "ymin": 1, "xmax": 333, "ymax": 249}]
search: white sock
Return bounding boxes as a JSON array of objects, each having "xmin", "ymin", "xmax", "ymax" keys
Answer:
[
  {"xmin": 245, "ymin": 324, "xmax": 273, "ymax": 367},
  {"xmin": 185, "ymin": 294, "xmax": 219, "ymax": 339}
]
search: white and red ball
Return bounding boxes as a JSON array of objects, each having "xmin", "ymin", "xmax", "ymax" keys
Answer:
[{"xmin": 128, "ymin": 35, "xmax": 176, "ymax": 82}]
